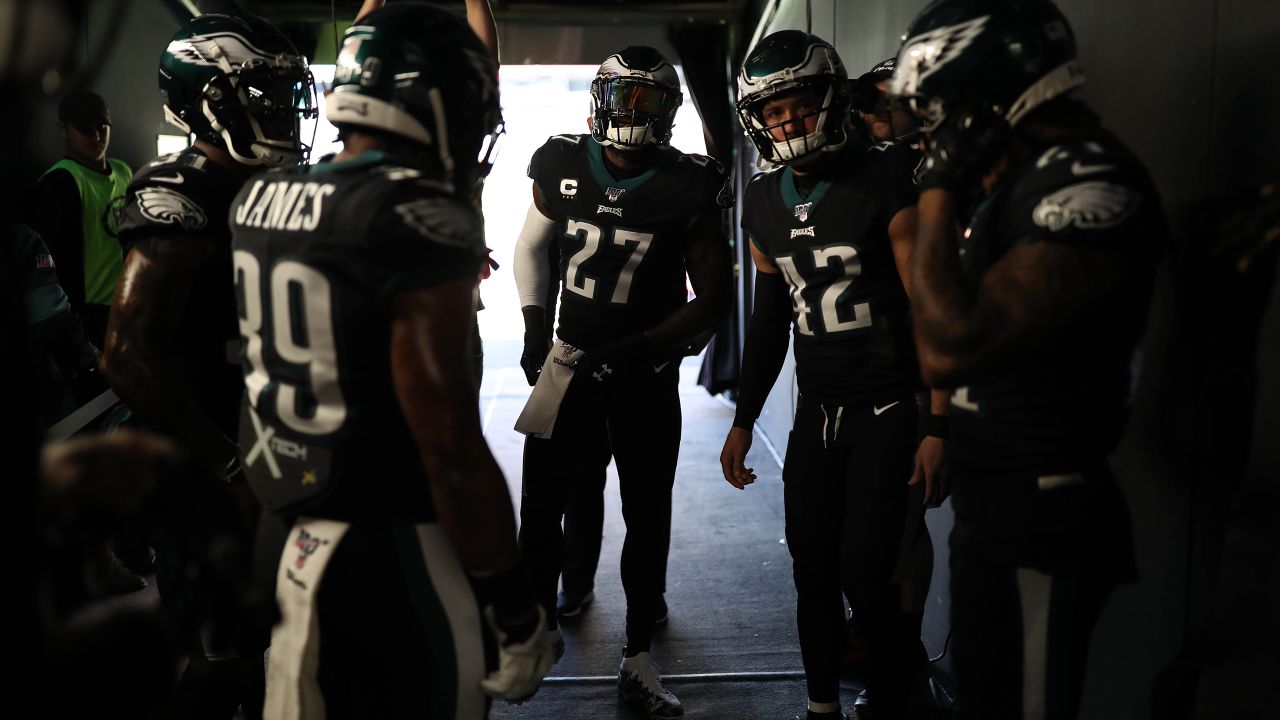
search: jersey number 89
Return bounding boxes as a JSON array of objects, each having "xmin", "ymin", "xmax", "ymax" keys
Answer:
[{"xmin": 234, "ymin": 250, "xmax": 347, "ymax": 436}]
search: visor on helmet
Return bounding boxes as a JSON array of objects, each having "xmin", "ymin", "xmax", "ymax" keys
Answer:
[{"xmin": 591, "ymin": 75, "xmax": 681, "ymax": 148}]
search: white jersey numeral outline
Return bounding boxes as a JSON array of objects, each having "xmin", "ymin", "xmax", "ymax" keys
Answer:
[
  {"xmin": 775, "ymin": 244, "xmax": 872, "ymax": 336},
  {"xmin": 235, "ymin": 252, "xmax": 348, "ymax": 436},
  {"xmin": 564, "ymin": 218, "xmax": 656, "ymax": 305}
]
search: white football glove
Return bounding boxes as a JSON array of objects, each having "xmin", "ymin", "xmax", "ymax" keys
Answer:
[{"xmin": 479, "ymin": 605, "xmax": 554, "ymax": 703}]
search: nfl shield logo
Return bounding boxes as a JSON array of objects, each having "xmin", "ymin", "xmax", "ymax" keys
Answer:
[
  {"xmin": 794, "ymin": 202, "xmax": 813, "ymax": 223},
  {"xmin": 605, "ymin": 187, "xmax": 626, "ymax": 203}
]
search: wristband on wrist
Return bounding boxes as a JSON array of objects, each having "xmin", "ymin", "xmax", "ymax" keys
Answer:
[{"xmin": 926, "ymin": 414, "xmax": 950, "ymax": 439}]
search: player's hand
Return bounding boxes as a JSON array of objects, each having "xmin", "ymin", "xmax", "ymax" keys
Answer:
[
  {"xmin": 720, "ymin": 426, "xmax": 756, "ymax": 490},
  {"xmin": 918, "ymin": 102, "xmax": 1010, "ymax": 196},
  {"xmin": 480, "ymin": 605, "xmax": 554, "ymax": 703},
  {"xmin": 909, "ymin": 435, "xmax": 945, "ymax": 507},
  {"xmin": 520, "ymin": 331, "xmax": 551, "ymax": 386},
  {"xmin": 579, "ymin": 334, "xmax": 646, "ymax": 382}
]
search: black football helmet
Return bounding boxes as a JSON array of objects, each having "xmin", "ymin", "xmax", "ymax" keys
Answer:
[
  {"xmin": 888, "ymin": 0, "xmax": 1084, "ymax": 130},
  {"xmin": 326, "ymin": 2, "xmax": 503, "ymax": 192},
  {"xmin": 589, "ymin": 46, "xmax": 683, "ymax": 150},
  {"xmin": 736, "ymin": 30, "xmax": 852, "ymax": 165},
  {"xmin": 159, "ymin": 13, "xmax": 316, "ymax": 166}
]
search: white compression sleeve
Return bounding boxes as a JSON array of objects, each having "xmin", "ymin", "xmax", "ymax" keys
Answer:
[{"xmin": 513, "ymin": 202, "xmax": 557, "ymax": 309}]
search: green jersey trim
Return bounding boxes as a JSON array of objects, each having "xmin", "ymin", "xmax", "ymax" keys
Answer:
[{"xmin": 586, "ymin": 139, "xmax": 658, "ymax": 192}]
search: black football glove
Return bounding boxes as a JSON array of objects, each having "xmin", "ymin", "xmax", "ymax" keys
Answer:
[
  {"xmin": 578, "ymin": 334, "xmax": 648, "ymax": 383},
  {"xmin": 520, "ymin": 330, "xmax": 551, "ymax": 387},
  {"xmin": 917, "ymin": 103, "xmax": 1011, "ymax": 196}
]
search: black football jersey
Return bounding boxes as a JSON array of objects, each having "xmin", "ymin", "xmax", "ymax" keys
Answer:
[
  {"xmin": 948, "ymin": 138, "xmax": 1167, "ymax": 471},
  {"xmin": 742, "ymin": 142, "xmax": 923, "ymax": 405},
  {"xmin": 116, "ymin": 147, "xmax": 244, "ymax": 436},
  {"xmin": 229, "ymin": 152, "xmax": 486, "ymax": 522},
  {"xmin": 527, "ymin": 134, "xmax": 731, "ymax": 350}
]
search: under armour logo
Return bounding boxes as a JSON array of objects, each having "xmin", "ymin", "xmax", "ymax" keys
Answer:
[{"xmin": 593, "ymin": 364, "xmax": 613, "ymax": 382}]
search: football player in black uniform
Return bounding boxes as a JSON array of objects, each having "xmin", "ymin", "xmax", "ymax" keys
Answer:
[
  {"xmin": 888, "ymin": 1, "xmax": 1167, "ymax": 717},
  {"xmin": 230, "ymin": 4, "xmax": 552, "ymax": 717},
  {"xmin": 101, "ymin": 13, "xmax": 316, "ymax": 719},
  {"xmin": 511, "ymin": 45, "xmax": 733, "ymax": 719},
  {"xmin": 721, "ymin": 31, "xmax": 947, "ymax": 720}
]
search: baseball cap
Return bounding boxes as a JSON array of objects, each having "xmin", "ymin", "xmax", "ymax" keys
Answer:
[
  {"xmin": 59, "ymin": 89, "xmax": 111, "ymax": 132},
  {"xmin": 851, "ymin": 57, "xmax": 897, "ymax": 113},
  {"xmin": 858, "ymin": 57, "xmax": 896, "ymax": 85}
]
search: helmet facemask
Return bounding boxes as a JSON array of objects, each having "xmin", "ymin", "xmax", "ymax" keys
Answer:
[
  {"xmin": 738, "ymin": 77, "xmax": 843, "ymax": 165},
  {"xmin": 590, "ymin": 75, "xmax": 682, "ymax": 150},
  {"xmin": 203, "ymin": 55, "xmax": 317, "ymax": 167},
  {"xmin": 736, "ymin": 32, "xmax": 851, "ymax": 167}
]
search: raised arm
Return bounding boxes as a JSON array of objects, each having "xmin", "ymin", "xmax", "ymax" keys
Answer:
[
  {"xmin": 355, "ymin": 0, "xmax": 384, "ymax": 22},
  {"xmin": 356, "ymin": 2, "xmax": 496, "ymax": 63},
  {"xmin": 465, "ymin": 0, "xmax": 499, "ymax": 64}
]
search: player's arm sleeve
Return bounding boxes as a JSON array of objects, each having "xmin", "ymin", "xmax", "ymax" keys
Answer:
[
  {"xmin": 513, "ymin": 199, "xmax": 557, "ymax": 308},
  {"xmin": 30, "ymin": 170, "xmax": 86, "ymax": 309},
  {"xmin": 732, "ymin": 266, "xmax": 792, "ymax": 429}
]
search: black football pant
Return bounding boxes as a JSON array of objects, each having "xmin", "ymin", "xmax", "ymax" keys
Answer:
[
  {"xmin": 948, "ymin": 462, "xmax": 1135, "ymax": 720},
  {"xmin": 561, "ymin": 465, "xmax": 668, "ymax": 600},
  {"xmin": 783, "ymin": 394, "xmax": 924, "ymax": 714},
  {"xmin": 560, "ymin": 464, "xmax": 606, "ymax": 597},
  {"xmin": 520, "ymin": 362, "xmax": 680, "ymax": 652}
]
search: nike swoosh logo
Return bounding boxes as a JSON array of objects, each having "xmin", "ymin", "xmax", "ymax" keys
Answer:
[
  {"xmin": 1071, "ymin": 161, "xmax": 1114, "ymax": 176},
  {"xmin": 151, "ymin": 173, "xmax": 184, "ymax": 184},
  {"xmin": 873, "ymin": 401, "xmax": 900, "ymax": 416}
]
